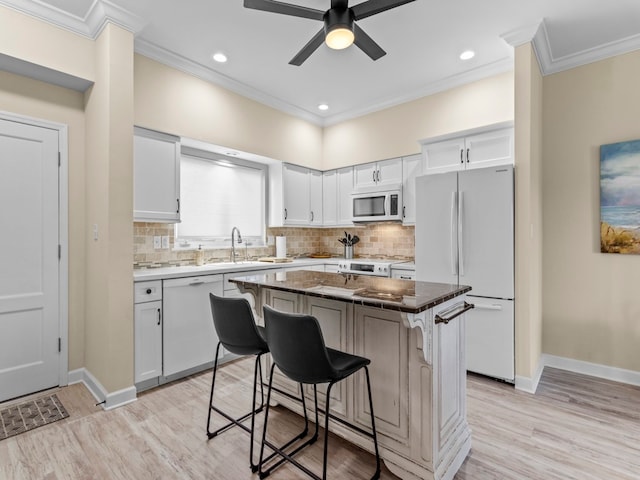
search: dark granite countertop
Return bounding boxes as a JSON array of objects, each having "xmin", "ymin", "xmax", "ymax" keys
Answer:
[{"xmin": 229, "ymin": 270, "xmax": 471, "ymax": 314}]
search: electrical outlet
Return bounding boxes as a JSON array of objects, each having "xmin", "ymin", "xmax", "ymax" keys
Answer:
[
  {"xmin": 153, "ymin": 236, "xmax": 161, "ymax": 249},
  {"xmin": 267, "ymin": 235, "xmax": 275, "ymax": 246},
  {"xmin": 92, "ymin": 224, "xmax": 98, "ymax": 241},
  {"xmin": 161, "ymin": 236, "xmax": 169, "ymax": 249}
]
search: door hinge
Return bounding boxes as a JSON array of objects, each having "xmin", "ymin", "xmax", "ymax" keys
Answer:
[
  {"xmin": 58, "ymin": 337, "xmax": 61, "ymax": 353},
  {"xmin": 58, "ymin": 244, "xmax": 61, "ymax": 259}
]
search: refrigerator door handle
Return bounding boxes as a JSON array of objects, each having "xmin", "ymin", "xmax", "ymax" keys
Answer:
[
  {"xmin": 473, "ymin": 303, "xmax": 503, "ymax": 311},
  {"xmin": 458, "ymin": 190, "xmax": 464, "ymax": 277},
  {"xmin": 450, "ymin": 191, "xmax": 457, "ymax": 276}
]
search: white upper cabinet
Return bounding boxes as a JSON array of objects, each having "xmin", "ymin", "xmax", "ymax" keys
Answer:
[
  {"xmin": 282, "ymin": 163, "xmax": 310, "ymax": 225},
  {"xmin": 422, "ymin": 137, "xmax": 466, "ymax": 174},
  {"xmin": 134, "ymin": 127, "xmax": 180, "ymax": 223},
  {"xmin": 337, "ymin": 167, "xmax": 354, "ymax": 225},
  {"xmin": 271, "ymin": 163, "xmax": 323, "ymax": 227},
  {"xmin": 322, "ymin": 170, "xmax": 337, "ymax": 226},
  {"xmin": 353, "ymin": 158, "xmax": 403, "ymax": 190},
  {"xmin": 309, "ymin": 169, "xmax": 323, "ymax": 225},
  {"xmin": 402, "ymin": 154, "xmax": 422, "ymax": 225},
  {"xmin": 323, "ymin": 166, "xmax": 354, "ymax": 227},
  {"xmin": 422, "ymin": 126, "xmax": 514, "ymax": 175}
]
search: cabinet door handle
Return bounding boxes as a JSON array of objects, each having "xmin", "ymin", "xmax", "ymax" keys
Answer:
[
  {"xmin": 157, "ymin": 308, "xmax": 161, "ymax": 326},
  {"xmin": 377, "ymin": 169, "xmax": 381, "ymax": 182},
  {"xmin": 310, "ymin": 211, "xmax": 314, "ymax": 222},
  {"xmin": 466, "ymin": 148, "xmax": 470, "ymax": 163},
  {"xmin": 176, "ymin": 198, "xmax": 180, "ymax": 213},
  {"xmin": 284, "ymin": 208, "xmax": 287, "ymax": 220},
  {"xmin": 372, "ymin": 170, "xmax": 376, "ymax": 182},
  {"xmin": 402, "ymin": 205, "xmax": 406, "ymax": 218},
  {"xmin": 460, "ymin": 149, "xmax": 464, "ymax": 164}
]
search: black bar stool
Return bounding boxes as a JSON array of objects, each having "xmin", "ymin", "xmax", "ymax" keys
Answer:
[
  {"xmin": 259, "ymin": 305, "xmax": 381, "ymax": 480},
  {"xmin": 207, "ymin": 293, "xmax": 270, "ymax": 472}
]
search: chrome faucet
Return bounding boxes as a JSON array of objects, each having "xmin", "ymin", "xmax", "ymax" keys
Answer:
[{"xmin": 231, "ymin": 226, "xmax": 242, "ymax": 263}]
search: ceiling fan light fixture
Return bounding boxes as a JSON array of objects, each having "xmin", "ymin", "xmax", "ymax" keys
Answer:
[
  {"xmin": 326, "ymin": 26, "xmax": 354, "ymax": 50},
  {"xmin": 324, "ymin": 8, "xmax": 355, "ymax": 50}
]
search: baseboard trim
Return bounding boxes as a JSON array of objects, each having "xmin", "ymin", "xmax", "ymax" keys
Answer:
[
  {"xmin": 67, "ymin": 368, "xmax": 137, "ymax": 410},
  {"xmin": 515, "ymin": 357, "xmax": 544, "ymax": 394},
  {"xmin": 542, "ymin": 354, "xmax": 640, "ymax": 387}
]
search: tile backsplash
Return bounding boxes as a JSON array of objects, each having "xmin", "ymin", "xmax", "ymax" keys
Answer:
[{"xmin": 133, "ymin": 222, "xmax": 414, "ymax": 267}]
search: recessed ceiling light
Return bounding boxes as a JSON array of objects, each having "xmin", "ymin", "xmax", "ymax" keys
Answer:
[
  {"xmin": 212, "ymin": 52, "xmax": 228, "ymax": 63},
  {"xmin": 459, "ymin": 50, "xmax": 475, "ymax": 61},
  {"xmin": 318, "ymin": 104, "xmax": 329, "ymax": 111}
]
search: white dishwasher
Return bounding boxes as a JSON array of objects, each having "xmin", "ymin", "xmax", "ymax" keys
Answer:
[{"xmin": 163, "ymin": 275, "xmax": 223, "ymax": 377}]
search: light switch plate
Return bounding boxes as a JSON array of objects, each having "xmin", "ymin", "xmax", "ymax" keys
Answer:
[
  {"xmin": 161, "ymin": 236, "xmax": 169, "ymax": 249},
  {"xmin": 153, "ymin": 236, "xmax": 161, "ymax": 249}
]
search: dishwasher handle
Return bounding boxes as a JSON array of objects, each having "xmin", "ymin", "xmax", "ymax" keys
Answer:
[{"xmin": 435, "ymin": 301, "xmax": 474, "ymax": 325}]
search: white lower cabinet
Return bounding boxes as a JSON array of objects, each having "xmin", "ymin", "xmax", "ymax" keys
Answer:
[
  {"xmin": 354, "ymin": 306, "xmax": 409, "ymax": 445},
  {"xmin": 134, "ymin": 300, "xmax": 163, "ymax": 384},
  {"xmin": 134, "ymin": 281, "xmax": 163, "ymax": 385},
  {"xmin": 304, "ymin": 297, "xmax": 350, "ymax": 417}
]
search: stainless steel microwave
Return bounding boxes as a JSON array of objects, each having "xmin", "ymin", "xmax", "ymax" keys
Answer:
[{"xmin": 351, "ymin": 188, "xmax": 403, "ymax": 222}]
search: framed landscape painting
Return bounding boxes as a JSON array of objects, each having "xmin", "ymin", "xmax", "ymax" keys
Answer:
[{"xmin": 600, "ymin": 139, "xmax": 640, "ymax": 254}]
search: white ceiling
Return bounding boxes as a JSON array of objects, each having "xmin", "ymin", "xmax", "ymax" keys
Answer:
[{"xmin": 3, "ymin": 0, "xmax": 640, "ymax": 126}]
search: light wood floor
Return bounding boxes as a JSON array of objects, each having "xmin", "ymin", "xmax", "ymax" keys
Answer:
[{"xmin": 1, "ymin": 360, "xmax": 640, "ymax": 479}]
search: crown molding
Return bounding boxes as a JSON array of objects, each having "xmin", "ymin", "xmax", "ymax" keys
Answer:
[
  {"xmin": 500, "ymin": 21, "xmax": 543, "ymax": 48},
  {"xmin": 322, "ymin": 57, "xmax": 515, "ymax": 127},
  {"xmin": 501, "ymin": 18, "xmax": 640, "ymax": 77},
  {"xmin": 0, "ymin": 0, "xmax": 145, "ymax": 38},
  {"xmin": 134, "ymin": 38, "xmax": 325, "ymax": 126},
  {"xmin": 533, "ymin": 20, "xmax": 640, "ymax": 75}
]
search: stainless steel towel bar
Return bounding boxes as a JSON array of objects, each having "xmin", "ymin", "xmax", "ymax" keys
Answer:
[{"xmin": 434, "ymin": 301, "xmax": 475, "ymax": 325}]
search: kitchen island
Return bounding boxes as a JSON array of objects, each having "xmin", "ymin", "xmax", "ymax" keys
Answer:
[{"xmin": 230, "ymin": 270, "xmax": 472, "ymax": 480}]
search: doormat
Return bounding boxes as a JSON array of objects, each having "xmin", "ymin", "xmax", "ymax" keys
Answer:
[{"xmin": 0, "ymin": 394, "xmax": 69, "ymax": 441}]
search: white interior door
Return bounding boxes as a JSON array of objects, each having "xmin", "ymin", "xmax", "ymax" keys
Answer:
[{"xmin": 0, "ymin": 118, "xmax": 60, "ymax": 402}]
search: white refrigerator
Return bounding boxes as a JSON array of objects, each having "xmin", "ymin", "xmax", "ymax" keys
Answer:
[{"xmin": 415, "ymin": 166, "xmax": 515, "ymax": 382}]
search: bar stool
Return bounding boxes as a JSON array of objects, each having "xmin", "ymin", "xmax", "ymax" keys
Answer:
[
  {"xmin": 259, "ymin": 305, "xmax": 381, "ymax": 480},
  {"xmin": 207, "ymin": 293, "xmax": 269, "ymax": 472}
]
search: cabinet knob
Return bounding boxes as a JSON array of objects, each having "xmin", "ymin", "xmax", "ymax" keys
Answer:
[{"xmin": 146, "ymin": 288, "xmax": 152, "ymax": 294}]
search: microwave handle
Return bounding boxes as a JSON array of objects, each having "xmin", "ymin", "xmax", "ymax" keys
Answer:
[{"xmin": 384, "ymin": 193, "xmax": 389, "ymax": 215}]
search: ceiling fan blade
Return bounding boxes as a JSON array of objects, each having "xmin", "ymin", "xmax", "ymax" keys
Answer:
[
  {"xmin": 351, "ymin": 0, "xmax": 416, "ymax": 20},
  {"xmin": 353, "ymin": 24, "xmax": 386, "ymax": 61},
  {"xmin": 289, "ymin": 29, "xmax": 325, "ymax": 66},
  {"xmin": 243, "ymin": 0, "xmax": 324, "ymax": 21}
]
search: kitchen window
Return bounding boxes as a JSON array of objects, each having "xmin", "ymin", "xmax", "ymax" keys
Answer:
[{"xmin": 175, "ymin": 148, "xmax": 267, "ymax": 248}]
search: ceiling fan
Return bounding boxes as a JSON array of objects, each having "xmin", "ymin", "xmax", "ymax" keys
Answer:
[{"xmin": 243, "ymin": 0, "xmax": 416, "ymax": 66}]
